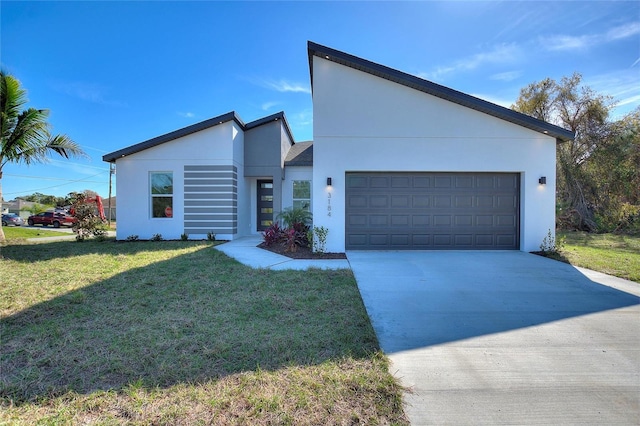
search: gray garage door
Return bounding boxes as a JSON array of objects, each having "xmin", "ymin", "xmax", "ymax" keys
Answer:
[{"xmin": 345, "ymin": 172, "xmax": 520, "ymax": 250}]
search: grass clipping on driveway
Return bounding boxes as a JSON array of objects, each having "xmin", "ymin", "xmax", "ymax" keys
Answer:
[{"xmin": 0, "ymin": 240, "xmax": 407, "ymax": 425}]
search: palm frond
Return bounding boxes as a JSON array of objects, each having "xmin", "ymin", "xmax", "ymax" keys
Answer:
[{"xmin": 0, "ymin": 70, "xmax": 86, "ymax": 167}]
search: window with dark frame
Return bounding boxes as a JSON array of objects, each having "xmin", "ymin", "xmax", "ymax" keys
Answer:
[{"xmin": 150, "ymin": 172, "xmax": 173, "ymax": 218}]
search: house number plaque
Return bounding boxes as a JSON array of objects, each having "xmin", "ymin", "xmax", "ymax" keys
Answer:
[{"xmin": 327, "ymin": 191, "xmax": 332, "ymax": 217}]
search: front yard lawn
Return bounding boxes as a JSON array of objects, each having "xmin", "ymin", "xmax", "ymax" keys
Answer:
[
  {"xmin": 1, "ymin": 226, "xmax": 70, "ymax": 240},
  {"xmin": 0, "ymin": 240, "xmax": 407, "ymax": 425},
  {"xmin": 554, "ymin": 232, "xmax": 640, "ymax": 283}
]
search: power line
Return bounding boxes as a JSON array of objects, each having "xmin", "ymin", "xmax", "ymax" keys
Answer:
[
  {"xmin": 4, "ymin": 173, "xmax": 106, "ymax": 183},
  {"xmin": 3, "ymin": 171, "xmax": 111, "ymax": 196}
]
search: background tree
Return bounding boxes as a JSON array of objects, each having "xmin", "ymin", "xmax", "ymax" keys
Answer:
[
  {"xmin": 0, "ymin": 71, "xmax": 85, "ymax": 242},
  {"xmin": 584, "ymin": 108, "xmax": 640, "ymax": 233},
  {"xmin": 68, "ymin": 191, "xmax": 107, "ymax": 241},
  {"xmin": 18, "ymin": 192, "xmax": 66, "ymax": 207},
  {"xmin": 20, "ymin": 203, "xmax": 50, "ymax": 215},
  {"xmin": 512, "ymin": 73, "xmax": 612, "ymax": 231}
]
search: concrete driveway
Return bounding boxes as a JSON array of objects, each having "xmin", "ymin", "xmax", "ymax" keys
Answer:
[{"xmin": 347, "ymin": 251, "xmax": 640, "ymax": 425}]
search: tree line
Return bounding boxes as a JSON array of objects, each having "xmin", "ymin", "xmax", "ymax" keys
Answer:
[{"xmin": 512, "ymin": 73, "xmax": 639, "ymax": 235}]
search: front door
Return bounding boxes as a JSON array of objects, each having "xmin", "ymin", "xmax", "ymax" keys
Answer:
[{"xmin": 257, "ymin": 180, "xmax": 274, "ymax": 231}]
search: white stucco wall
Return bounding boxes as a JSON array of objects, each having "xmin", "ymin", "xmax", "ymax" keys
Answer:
[
  {"xmin": 114, "ymin": 121, "xmax": 246, "ymax": 240},
  {"xmin": 312, "ymin": 57, "xmax": 557, "ymax": 252}
]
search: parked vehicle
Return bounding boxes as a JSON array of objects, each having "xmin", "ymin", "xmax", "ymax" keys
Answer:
[
  {"xmin": 27, "ymin": 211, "xmax": 77, "ymax": 228},
  {"xmin": 2, "ymin": 213, "xmax": 24, "ymax": 226}
]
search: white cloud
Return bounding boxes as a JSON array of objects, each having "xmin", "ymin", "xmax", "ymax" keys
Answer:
[
  {"xmin": 540, "ymin": 21, "xmax": 640, "ymax": 52},
  {"xmin": 490, "ymin": 71, "xmax": 523, "ymax": 82},
  {"xmin": 253, "ymin": 78, "xmax": 311, "ymax": 94},
  {"xmin": 606, "ymin": 21, "xmax": 640, "ymax": 41},
  {"xmin": 177, "ymin": 111, "xmax": 195, "ymax": 118},
  {"xmin": 53, "ymin": 81, "xmax": 125, "ymax": 107},
  {"xmin": 587, "ymin": 69, "xmax": 640, "ymax": 114},
  {"xmin": 418, "ymin": 43, "xmax": 521, "ymax": 81},
  {"xmin": 287, "ymin": 109, "xmax": 313, "ymax": 140},
  {"xmin": 261, "ymin": 101, "xmax": 280, "ymax": 111},
  {"xmin": 540, "ymin": 34, "xmax": 595, "ymax": 52}
]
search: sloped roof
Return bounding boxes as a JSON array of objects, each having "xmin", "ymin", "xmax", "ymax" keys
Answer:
[
  {"xmin": 307, "ymin": 41, "xmax": 574, "ymax": 142},
  {"xmin": 285, "ymin": 141, "xmax": 313, "ymax": 166},
  {"xmin": 103, "ymin": 111, "xmax": 295, "ymax": 162}
]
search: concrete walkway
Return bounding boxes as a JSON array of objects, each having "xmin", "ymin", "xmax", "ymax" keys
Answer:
[
  {"xmin": 348, "ymin": 251, "xmax": 640, "ymax": 425},
  {"xmin": 214, "ymin": 235, "xmax": 350, "ymax": 270}
]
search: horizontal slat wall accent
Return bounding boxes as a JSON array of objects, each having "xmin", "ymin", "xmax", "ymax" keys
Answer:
[{"xmin": 184, "ymin": 165, "xmax": 237, "ymax": 234}]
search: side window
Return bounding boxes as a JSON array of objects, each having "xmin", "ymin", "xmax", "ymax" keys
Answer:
[
  {"xmin": 292, "ymin": 180, "xmax": 311, "ymax": 211},
  {"xmin": 150, "ymin": 172, "xmax": 173, "ymax": 218}
]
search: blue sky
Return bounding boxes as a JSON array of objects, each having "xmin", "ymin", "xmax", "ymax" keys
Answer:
[{"xmin": 2, "ymin": 1, "xmax": 638, "ymax": 199}]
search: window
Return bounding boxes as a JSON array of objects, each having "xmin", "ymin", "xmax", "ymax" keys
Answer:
[
  {"xmin": 150, "ymin": 172, "xmax": 173, "ymax": 218},
  {"xmin": 293, "ymin": 180, "xmax": 311, "ymax": 211}
]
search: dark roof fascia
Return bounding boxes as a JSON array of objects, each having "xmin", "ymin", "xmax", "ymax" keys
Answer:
[
  {"xmin": 307, "ymin": 41, "xmax": 574, "ymax": 142},
  {"xmin": 245, "ymin": 111, "xmax": 296, "ymax": 145},
  {"xmin": 102, "ymin": 111, "xmax": 246, "ymax": 162}
]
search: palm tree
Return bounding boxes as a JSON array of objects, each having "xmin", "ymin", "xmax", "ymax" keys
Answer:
[{"xmin": 1, "ymin": 71, "xmax": 86, "ymax": 243}]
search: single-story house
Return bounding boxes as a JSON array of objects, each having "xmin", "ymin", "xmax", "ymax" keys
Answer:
[{"xmin": 103, "ymin": 41, "xmax": 573, "ymax": 252}]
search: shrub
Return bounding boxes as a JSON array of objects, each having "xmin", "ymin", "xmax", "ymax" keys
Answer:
[
  {"xmin": 126, "ymin": 234, "xmax": 139, "ymax": 241},
  {"xmin": 262, "ymin": 223, "xmax": 284, "ymax": 246},
  {"xmin": 207, "ymin": 231, "xmax": 216, "ymax": 241},
  {"xmin": 310, "ymin": 226, "xmax": 329, "ymax": 253},
  {"xmin": 283, "ymin": 227, "xmax": 309, "ymax": 252},
  {"xmin": 181, "ymin": 233, "xmax": 189, "ymax": 241},
  {"xmin": 151, "ymin": 233, "xmax": 163, "ymax": 241},
  {"xmin": 277, "ymin": 207, "xmax": 312, "ymax": 228},
  {"xmin": 68, "ymin": 192, "xmax": 107, "ymax": 242},
  {"xmin": 539, "ymin": 229, "xmax": 565, "ymax": 254}
]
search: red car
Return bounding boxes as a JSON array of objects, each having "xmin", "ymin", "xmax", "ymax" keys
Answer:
[{"xmin": 27, "ymin": 212, "xmax": 77, "ymax": 228}]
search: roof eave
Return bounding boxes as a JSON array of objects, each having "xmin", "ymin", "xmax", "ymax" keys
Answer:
[
  {"xmin": 245, "ymin": 111, "xmax": 296, "ymax": 145},
  {"xmin": 307, "ymin": 41, "xmax": 574, "ymax": 142},
  {"xmin": 102, "ymin": 111, "xmax": 245, "ymax": 162}
]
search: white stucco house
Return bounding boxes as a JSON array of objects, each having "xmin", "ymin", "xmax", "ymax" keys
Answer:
[{"xmin": 103, "ymin": 42, "xmax": 573, "ymax": 252}]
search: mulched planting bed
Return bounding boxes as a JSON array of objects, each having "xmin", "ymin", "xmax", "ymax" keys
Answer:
[{"xmin": 258, "ymin": 242, "xmax": 347, "ymax": 259}]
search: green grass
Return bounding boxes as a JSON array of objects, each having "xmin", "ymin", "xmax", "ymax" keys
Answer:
[
  {"xmin": 553, "ymin": 232, "xmax": 640, "ymax": 283},
  {"xmin": 0, "ymin": 240, "xmax": 408, "ymax": 425},
  {"xmin": 2, "ymin": 226, "xmax": 70, "ymax": 240}
]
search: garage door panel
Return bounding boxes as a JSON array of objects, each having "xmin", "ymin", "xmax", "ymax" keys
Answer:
[
  {"xmin": 391, "ymin": 195, "xmax": 410, "ymax": 208},
  {"xmin": 391, "ymin": 215, "xmax": 410, "ymax": 226},
  {"xmin": 496, "ymin": 234, "xmax": 517, "ymax": 247},
  {"xmin": 391, "ymin": 234, "xmax": 410, "ymax": 246},
  {"xmin": 348, "ymin": 215, "xmax": 367, "ymax": 226},
  {"xmin": 348, "ymin": 195, "xmax": 367, "ymax": 208},
  {"xmin": 433, "ymin": 235, "xmax": 452, "ymax": 246},
  {"xmin": 370, "ymin": 195, "xmax": 388, "ymax": 208},
  {"xmin": 455, "ymin": 176, "xmax": 474, "ymax": 188},
  {"xmin": 476, "ymin": 235, "xmax": 494, "ymax": 246},
  {"xmin": 434, "ymin": 196, "xmax": 452, "ymax": 207},
  {"xmin": 413, "ymin": 215, "xmax": 430, "ymax": 226},
  {"xmin": 346, "ymin": 172, "xmax": 520, "ymax": 250},
  {"xmin": 435, "ymin": 176, "xmax": 452, "ymax": 188},
  {"xmin": 455, "ymin": 195, "xmax": 473, "ymax": 208},
  {"xmin": 370, "ymin": 234, "xmax": 389, "ymax": 246},
  {"xmin": 454, "ymin": 215, "xmax": 473, "ymax": 226},
  {"xmin": 371, "ymin": 177, "xmax": 389, "ymax": 188},
  {"xmin": 476, "ymin": 215, "xmax": 494, "ymax": 226},
  {"xmin": 413, "ymin": 177, "xmax": 431, "ymax": 187},
  {"xmin": 391, "ymin": 176, "xmax": 411, "ymax": 188},
  {"xmin": 413, "ymin": 195, "xmax": 430, "ymax": 207}
]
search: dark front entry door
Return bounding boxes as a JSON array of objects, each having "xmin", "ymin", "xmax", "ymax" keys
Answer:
[{"xmin": 257, "ymin": 180, "xmax": 274, "ymax": 231}]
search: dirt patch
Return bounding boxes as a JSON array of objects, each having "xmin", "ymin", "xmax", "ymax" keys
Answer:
[{"xmin": 258, "ymin": 242, "xmax": 347, "ymax": 259}]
